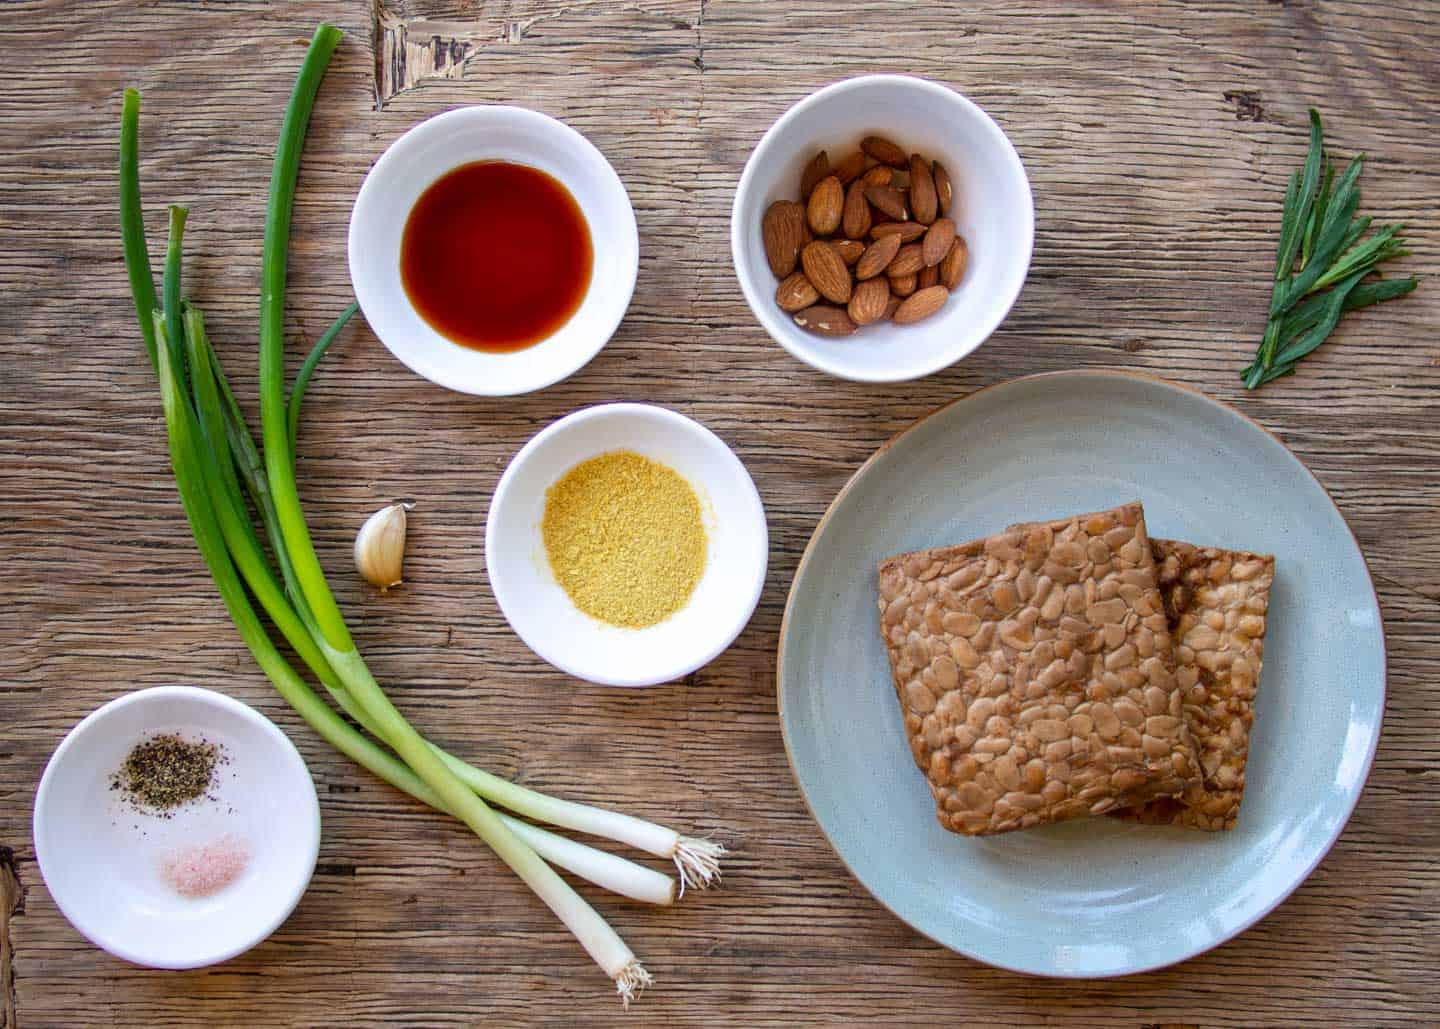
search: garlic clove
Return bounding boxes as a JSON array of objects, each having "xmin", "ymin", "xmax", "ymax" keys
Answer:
[{"xmin": 354, "ymin": 502, "xmax": 410, "ymax": 591}]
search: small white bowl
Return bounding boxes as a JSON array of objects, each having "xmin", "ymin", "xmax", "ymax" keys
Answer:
[
  {"xmin": 348, "ymin": 105, "xmax": 639, "ymax": 396},
  {"xmin": 731, "ymin": 75, "xmax": 1034, "ymax": 383},
  {"xmin": 33, "ymin": 686, "xmax": 320, "ymax": 969},
  {"xmin": 486, "ymin": 403, "xmax": 768, "ymax": 686}
]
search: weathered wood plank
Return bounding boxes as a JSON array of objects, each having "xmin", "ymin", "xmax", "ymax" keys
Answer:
[{"xmin": 2, "ymin": 0, "xmax": 1438, "ymax": 1024}]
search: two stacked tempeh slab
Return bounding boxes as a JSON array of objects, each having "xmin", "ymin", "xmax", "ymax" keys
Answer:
[{"xmin": 877, "ymin": 503, "xmax": 1273, "ymax": 836}]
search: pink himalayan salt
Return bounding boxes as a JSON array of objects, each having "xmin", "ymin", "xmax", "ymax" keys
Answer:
[{"xmin": 161, "ymin": 833, "xmax": 251, "ymax": 898}]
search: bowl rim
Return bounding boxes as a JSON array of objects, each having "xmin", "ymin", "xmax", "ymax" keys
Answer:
[
  {"xmin": 485, "ymin": 402, "xmax": 769, "ymax": 687},
  {"xmin": 347, "ymin": 104, "xmax": 639, "ymax": 397},
  {"xmin": 730, "ymin": 73, "xmax": 1035, "ymax": 383},
  {"xmin": 32, "ymin": 684, "xmax": 321, "ymax": 969}
]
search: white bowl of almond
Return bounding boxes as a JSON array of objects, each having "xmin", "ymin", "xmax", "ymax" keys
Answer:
[{"xmin": 731, "ymin": 75, "xmax": 1034, "ymax": 383}]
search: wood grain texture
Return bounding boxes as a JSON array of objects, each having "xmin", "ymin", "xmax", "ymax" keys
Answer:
[{"xmin": 2, "ymin": 0, "xmax": 1438, "ymax": 1024}]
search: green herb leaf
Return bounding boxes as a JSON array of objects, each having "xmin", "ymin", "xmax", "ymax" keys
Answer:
[
  {"xmin": 1301, "ymin": 160, "xmax": 1333, "ymax": 268},
  {"xmin": 1310, "ymin": 223, "xmax": 1405, "ymax": 294},
  {"xmin": 1273, "ymin": 267, "xmax": 1369, "ymax": 367},
  {"xmin": 1244, "ymin": 113, "xmax": 1416, "ymax": 388},
  {"xmin": 1275, "ymin": 156, "xmax": 1363, "ymax": 313},
  {"xmin": 1274, "ymin": 109, "xmax": 1325, "ymax": 280}
]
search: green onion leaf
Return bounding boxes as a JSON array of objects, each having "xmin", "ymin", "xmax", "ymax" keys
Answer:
[
  {"xmin": 120, "ymin": 90, "xmax": 159, "ymax": 370},
  {"xmin": 288, "ymin": 299, "xmax": 358, "ymax": 457}
]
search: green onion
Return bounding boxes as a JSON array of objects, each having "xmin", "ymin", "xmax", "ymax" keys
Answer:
[{"xmin": 119, "ymin": 23, "xmax": 727, "ymax": 1004}]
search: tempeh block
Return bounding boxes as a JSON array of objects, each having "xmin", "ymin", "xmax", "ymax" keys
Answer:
[
  {"xmin": 877, "ymin": 503, "xmax": 1201, "ymax": 836},
  {"xmin": 1115, "ymin": 540, "xmax": 1275, "ymax": 830}
]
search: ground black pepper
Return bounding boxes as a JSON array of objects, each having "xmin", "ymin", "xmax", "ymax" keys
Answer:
[{"xmin": 109, "ymin": 733, "xmax": 227, "ymax": 816}]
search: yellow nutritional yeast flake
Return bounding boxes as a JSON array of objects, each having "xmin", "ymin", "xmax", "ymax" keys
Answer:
[{"xmin": 541, "ymin": 450, "xmax": 708, "ymax": 629}]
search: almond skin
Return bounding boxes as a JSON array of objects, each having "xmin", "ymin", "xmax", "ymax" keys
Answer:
[
  {"xmin": 886, "ymin": 242, "xmax": 924, "ymax": 279},
  {"xmin": 883, "ymin": 296, "xmax": 901, "ymax": 321},
  {"xmin": 909, "ymin": 153, "xmax": 938, "ymax": 225},
  {"xmin": 833, "ymin": 150, "xmax": 867, "ymax": 185},
  {"xmin": 847, "ymin": 276, "xmax": 891, "ymax": 326},
  {"xmin": 832, "ymin": 239, "xmax": 866, "ymax": 266},
  {"xmin": 922, "ymin": 217, "xmax": 956, "ymax": 267},
  {"xmin": 855, "ymin": 233, "xmax": 902, "ymax": 279},
  {"xmin": 940, "ymin": 236, "xmax": 969, "ymax": 288},
  {"xmin": 801, "ymin": 240, "xmax": 852, "ymax": 304},
  {"xmin": 807, "ymin": 175, "xmax": 844, "ymax": 236},
  {"xmin": 793, "ymin": 304, "xmax": 857, "ymax": 337},
  {"xmin": 861, "ymin": 165, "xmax": 893, "ymax": 188},
  {"xmin": 861, "ymin": 134, "xmax": 908, "ymax": 168},
  {"xmin": 932, "ymin": 161, "xmax": 953, "ymax": 215},
  {"xmin": 870, "ymin": 221, "xmax": 926, "ymax": 243},
  {"xmin": 799, "ymin": 150, "xmax": 830, "ymax": 199},
  {"xmin": 865, "ymin": 184, "xmax": 908, "ymax": 221},
  {"xmin": 890, "ymin": 272, "xmax": 917, "ymax": 298},
  {"xmin": 893, "ymin": 284, "xmax": 949, "ymax": 324},
  {"xmin": 918, "ymin": 264, "xmax": 940, "ymax": 289},
  {"xmin": 842, "ymin": 180, "xmax": 872, "ymax": 240},
  {"xmin": 775, "ymin": 271, "xmax": 820, "ymax": 312},
  {"xmin": 762, "ymin": 200, "xmax": 808, "ymax": 278}
]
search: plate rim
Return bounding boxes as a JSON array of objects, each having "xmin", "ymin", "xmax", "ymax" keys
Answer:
[{"xmin": 775, "ymin": 367, "xmax": 1388, "ymax": 977}]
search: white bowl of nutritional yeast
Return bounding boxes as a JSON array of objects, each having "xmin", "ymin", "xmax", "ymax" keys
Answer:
[
  {"xmin": 33, "ymin": 685, "xmax": 320, "ymax": 968},
  {"xmin": 486, "ymin": 403, "xmax": 769, "ymax": 687}
]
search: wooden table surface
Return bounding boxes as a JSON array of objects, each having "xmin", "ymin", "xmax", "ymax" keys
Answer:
[{"xmin": 3, "ymin": 1, "xmax": 1437, "ymax": 1025}]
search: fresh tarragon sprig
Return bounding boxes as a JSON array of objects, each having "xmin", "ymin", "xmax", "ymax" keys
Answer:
[{"xmin": 1242, "ymin": 109, "xmax": 1417, "ymax": 388}]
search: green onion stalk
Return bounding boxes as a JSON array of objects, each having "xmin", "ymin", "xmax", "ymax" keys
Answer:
[{"xmin": 121, "ymin": 23, "xmax": 723, "ymax": 1004}]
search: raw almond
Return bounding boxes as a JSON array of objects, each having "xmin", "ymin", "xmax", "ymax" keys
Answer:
[
  {"xmin": 865, "ymin": 184, "xmax": 908, "ymax": 221},
  {"xmin": 801, "ymin": 240, "xmax": 852, "ymax": 304},
  {"xmin": 807, "ymin": 175, "xmax": 844, "ymax": 236},
  {"xmin": 847, "ymin": 276, "xmax": 891, "ymax": 326},
  {"xmin": 890, "ymin": 272, "xmax": 917, "ymax": 298},
  {"xmin": 762, "ymin": 200, "xmax": 808, "ymax": 278},
  {"xmin": 832, "ymin": 239, "xmax": 866, "ymax": 266},
  {"xmin": 909, "ymin": 153, "xmax": 938, "ymax": 225},
  {"xmin": 861, "ymin": 165, "xmax": 893, "ymax": 188},
  {"xmin": 886, "ymin": 242, "xmax": 924, "ymax": 278},
  {"xmin": 918, "ymin": 263, "xmax": 939, "ymax": 289},
  {"xmin": 833, "ymin": 150, "xmax": 867, "ymax": 185},
  {"xmin": 855, "ymin": 233, "xmax": 902, "ymax": 279},
  {"xmin": 793, "ymin": 304, "xmax": 857, "ymax": 337},
  {"xmin": 861, "ymin": 134, "xmax": 908, "ymax": 168},
  {"xmin": 893, "ymin": 285, "xmax": 949, "ymax": 324},
  {"xmin": 870, "ymin": 221, "xmax": 926, "ymax": 243},
  {"xmin": 921, "ymin": 217, "xmax": 956, "ymax": 267},
  {"xmin": 842, "ymin": 180, "xmax": 871, "ymax": 240},
  {"xmin": 940, "ymin": 235, "xmax": 969, "ymax": 288},
  {"xmin": 775, "ymin": 271, "xmax": 820, "ymax": 312},
  {"xmin": 799, "ymin": 150, "xmax": 830, "ymax": 199},
  {"xmin": 883, "ymin": 296, "xmax": 901, "ymax": 321},
  {"xmin": 932, "ymin": 160, "xmax": 953, "ymax": 215}
]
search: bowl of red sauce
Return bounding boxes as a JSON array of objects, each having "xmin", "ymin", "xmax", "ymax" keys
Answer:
[{"xmin": 349, "ymin": 106, "xmax": 639, "ymax": 395}]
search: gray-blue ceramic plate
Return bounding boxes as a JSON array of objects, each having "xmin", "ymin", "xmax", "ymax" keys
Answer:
[{"xmin": 777, "ymin": 370, "xmax": 1385, "ymax": 977}]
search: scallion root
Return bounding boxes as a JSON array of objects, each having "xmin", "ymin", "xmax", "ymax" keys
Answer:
[
  {"xmin": 614, "ymin": 960, "xmax": 654, "ymax": 1009},
  {"xmin": 673, "ymin": 836, "xmax": 726, "ymax": 896}
]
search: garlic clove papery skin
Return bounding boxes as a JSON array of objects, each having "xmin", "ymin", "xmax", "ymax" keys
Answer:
[{"xmin": 354, "ymin": 503, "xmax": 409, "ymax": 591}]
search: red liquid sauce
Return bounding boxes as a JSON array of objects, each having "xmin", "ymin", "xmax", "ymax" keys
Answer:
[{"xmin": 400, "ymin": 161, "xmax": 593, "ymax": 352}]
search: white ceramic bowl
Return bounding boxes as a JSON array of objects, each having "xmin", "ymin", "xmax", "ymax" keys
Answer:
[
  {"xmin": 731, "ymin": 75, "xmax": 1034, "ymax": 383},
  {"xmin": 33, "ymin": 686, "xmax": 320, "ymax": 969},
  {"xmin": 486, "ymin": 403, "xmax": 768, "ymax": 686},
  {"xmin": 348, "ymin": 105, "xmax": 639, "ymax": 395}
]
